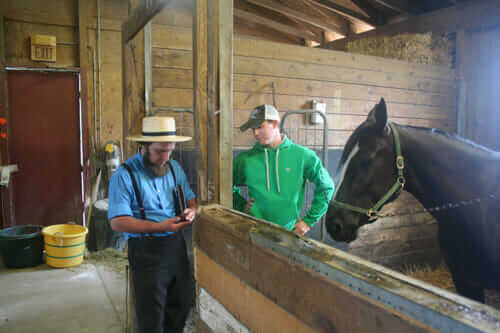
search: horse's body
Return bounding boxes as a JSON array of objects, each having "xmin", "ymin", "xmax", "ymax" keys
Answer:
[{"xmin": 326, "ymin": 98, "xmax": 500, "ymax": 302}]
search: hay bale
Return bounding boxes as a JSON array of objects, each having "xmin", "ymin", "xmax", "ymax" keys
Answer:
[{"xmin": 346, "ymin": 32, "xmax": 453, "ymax": 67}]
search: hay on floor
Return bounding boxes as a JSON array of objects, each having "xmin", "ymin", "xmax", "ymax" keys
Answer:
[
  {"xmin": 86, "ymin": 247, "xmax": 128, "ymax": 273},
  {"xmin": 403, "ymin": 262, "xmax": 456, "ymax": 292}
]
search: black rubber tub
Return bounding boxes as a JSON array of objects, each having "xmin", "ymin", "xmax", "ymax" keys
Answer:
[{"xmin": 0, "ymin": 225, "xmax": 44, "ymax": 268}]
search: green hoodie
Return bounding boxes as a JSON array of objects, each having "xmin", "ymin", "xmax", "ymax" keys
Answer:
[{"xmin": 233, "ymin": 137, "xmax": 334, "ymax": 230}]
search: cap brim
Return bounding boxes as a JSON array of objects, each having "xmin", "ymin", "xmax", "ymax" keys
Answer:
[
  {"xmin": 240, "ymin": 118, "xmax": 265, "ymax": 132},
  {"xmin": 127, "ymin": 135, "xmax": 192, "ymax": 142}
]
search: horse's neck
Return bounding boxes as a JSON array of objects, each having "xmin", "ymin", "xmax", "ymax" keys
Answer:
[{"xmin": 399, "ymin": 126, "xmax": 500, "ymax": 207}]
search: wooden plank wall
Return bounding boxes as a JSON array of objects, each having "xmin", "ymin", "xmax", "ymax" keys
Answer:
[
  {"xmin": 151, "ymin": 7, "xmax": 457, "ymax": 151},
  {"xmin": 459, "ymin": 27, "xmax": 500, "ymax": 150},
  {"xmin": 151, "ymin": 7, "xmax": 454, "ymax": 269},
  {"xmin": 2, "ymin": 0, "xmax": 127, "ymax": 147},
  {"xmin": 194, "ymin": 205, "xmax": 500, "ymax": 333}
]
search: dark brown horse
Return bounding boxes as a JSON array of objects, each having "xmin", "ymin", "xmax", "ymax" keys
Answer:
[{"xmin": 326, "ymin": 98, "xmax": 500, "ymax": 303}]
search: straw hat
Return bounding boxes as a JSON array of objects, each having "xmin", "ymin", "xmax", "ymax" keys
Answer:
[{"xmin": 127, "ymin": 116, "xmax": 191, "ymax": 142}]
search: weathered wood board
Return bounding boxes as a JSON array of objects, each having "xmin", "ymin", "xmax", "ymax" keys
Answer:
[{"xmin": 194, "ymin": 205, "xmax": 500, "ymax": 333}]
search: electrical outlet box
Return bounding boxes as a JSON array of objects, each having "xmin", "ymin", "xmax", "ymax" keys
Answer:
[{"xmin": 310, "ymin": 100, "xmax": 327, "ymax": 125}]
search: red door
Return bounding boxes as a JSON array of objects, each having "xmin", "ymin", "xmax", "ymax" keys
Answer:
[{"xmin": 3, "ymin": 70, "xmax": 82, "ymax": 227}]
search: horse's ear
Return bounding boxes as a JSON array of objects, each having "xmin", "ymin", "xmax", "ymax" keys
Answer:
[{"xmin": 367, "ymin": 98, "xmax": 388, "ymax": 135}]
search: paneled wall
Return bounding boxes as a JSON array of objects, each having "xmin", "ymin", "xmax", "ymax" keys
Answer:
[
  {"xmin": 460, "ymin": 27, "xmax": 500, "ymax": 150},
  {"xmin": 151, "ymin": 8, "xmax": 457, "ymax": 151},
  {"xmin": 2, "ymin": 0, "xmax": 126, "ymax": 146},
  {"xmin": 1, "ymin": 2, "xmax": 457, "ymax": 267},
  {"xmin": 150, "ymin": 8, "xmax": 456, "ymax": 268}
]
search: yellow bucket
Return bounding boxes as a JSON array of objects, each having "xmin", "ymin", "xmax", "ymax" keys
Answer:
[{"xmin": 42, "ymin": 224, "xmax": 88, "ymax": 268}]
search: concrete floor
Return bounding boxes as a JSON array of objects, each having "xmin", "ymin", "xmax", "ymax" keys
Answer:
[
  {"xmin": 0, "ymin": 256, "xmax": 126, "ymax": 333},
  {"xmin": 0, "ymin": 252, "xmax": 196, "ymax": 333}
]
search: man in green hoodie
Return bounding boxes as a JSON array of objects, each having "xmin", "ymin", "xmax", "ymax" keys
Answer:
[{"xmin": 233, "ymin": 104, "xmax": 335, "ymax": 236}]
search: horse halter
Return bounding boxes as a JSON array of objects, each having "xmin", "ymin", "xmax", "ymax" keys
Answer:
[{"xmin": 331, "ymin": 122, "xmax": 406, "ymax": 220}]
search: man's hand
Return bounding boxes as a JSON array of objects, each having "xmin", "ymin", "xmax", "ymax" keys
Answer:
[
  {"xmin": 292, "ymin": 219, "xmax": 310, "ymax": 236},
  {"xmin": 245, "ymin": 197, "xmax": 254, "ymax": 214},
  {"xmin": 183, "ymin": 208, "xmax": 196, "ymax": 222},
  {"xmin": 159, "ymin": 216, "xmax": 191, "ymax": 232}
]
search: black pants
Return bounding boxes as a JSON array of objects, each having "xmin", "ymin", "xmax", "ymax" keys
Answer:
[{"xmin": 128, "ymin": 233, "xmax": 193, "ymax": 333}]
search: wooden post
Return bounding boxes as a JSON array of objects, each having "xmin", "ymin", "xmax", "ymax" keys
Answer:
[
  {"xmin": 144, "ymin": 22, "xmax": 152, "ymax": 117},
  {"xmin": 207, "ymin": 0, "xmax": 219, "ymax": 203},
  {"xmin": 122, "ymin": 0, "xmax": 146, "ymax": 159},
  {"xmin": 78, "ymin": 0, "xmax": 90, "ymax": 174},
  {"xmin": 218, "ymin": 0, "xmax": 233, "ymax": 207},
  {"xmin": 193, "ymin": 0, "xmax": 209, "ymax": 204}
]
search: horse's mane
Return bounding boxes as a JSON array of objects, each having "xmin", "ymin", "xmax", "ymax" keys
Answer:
[
  {"xmin": 338, "ymin": 122, "xmax": 497, "ymax": 173},
  {"xmin": 403, "ymin": 125, "xmax": 497, "ymax": 154}
]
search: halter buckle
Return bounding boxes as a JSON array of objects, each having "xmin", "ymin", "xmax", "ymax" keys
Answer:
[
  {"xmin": 367, "ymin": 209, "xmax": 378, "ymax": 220},
  {"xmin": 396, "ymin": 156, "xmax": 405, "ymax": 169},
  {"xmin": 397, "ymin": 176, "xmax": 406, "ymax": 188}
]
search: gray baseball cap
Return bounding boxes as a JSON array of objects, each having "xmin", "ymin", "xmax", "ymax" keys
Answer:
[{"xmin": 240, "ymin": 104, "xmax": 280, "ymax": 131}]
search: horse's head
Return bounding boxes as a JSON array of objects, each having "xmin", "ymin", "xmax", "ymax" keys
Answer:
[{"xmin": 326, "ymin": 98, "xmax": 403, "ymax": 242}]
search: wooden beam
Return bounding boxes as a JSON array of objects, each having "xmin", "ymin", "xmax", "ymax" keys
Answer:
[
  {"xmin": 122, "ymin": 0, "xmax": 145, "ymax": 158},
  {"xmin": 3, "ymin": 9, "xmax": 77, "ymax": 27},
  {"xmin": 235, "ymin": 17, "xmax": 302, "ymax": 45},
  {"xmin": 207, "ymin": 0, "xmax": 218, "ymax": 203},
  {"xmin": 219, "ymin": 0, "xmax": 233, "ymax": 207},
  {"xmin": 246, "ymin": 0, "xmax": 349, "ymax": 35},
  {"xmin": 312, "ymin": 0, "xmax": 377, "ymax": 26},
  {"xmin": 349, "ymin": 0, "xmax": 386, "ymax": 25},
  {"xmin": 122, "ymin": 0, "xmax": 172, "ymax": 43},
  {"xmin": 329, "ymin": 0, "xmax": 500, "ymax": 50},
  {"xmin": 193, "ymin": 0, "xmax": 209, "ymax": 204},
  {"xmin": 234, "ymin": 8, "xmax": 319, "ymax": 42},
  {"xmin": 144, "ymin": 22, "xmax": 153, "ymax": 116},
  {"xmin": 78, "ymin": 0, "xmax": 90, "ymax": 170},
  {"xmin": 372, "ymin": 0, "xmax": 409, "ymax": 14}
]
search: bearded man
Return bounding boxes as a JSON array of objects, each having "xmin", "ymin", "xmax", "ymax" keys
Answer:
[{"xmin": 108, "ymin": 116, "xmax": 196, "ymax": 333}]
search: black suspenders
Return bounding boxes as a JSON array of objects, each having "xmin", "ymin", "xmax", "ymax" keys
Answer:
[
  {"xmin": 121, "ymin": 161, "xmax": 182, "ymax": 221},
  {"xmin": 122, "ymin": 163, "xmax": 146, "ymax": 220}
]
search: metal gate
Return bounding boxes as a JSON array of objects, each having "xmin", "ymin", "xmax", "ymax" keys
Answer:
[{"xmin": 280, "ymin": 106, "xmax": 329, "ymax": 241}]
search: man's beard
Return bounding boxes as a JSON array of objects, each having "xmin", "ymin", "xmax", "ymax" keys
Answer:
[{"xmin": 143, "ymin": 150, "xmax": 169, "ymax": 177}]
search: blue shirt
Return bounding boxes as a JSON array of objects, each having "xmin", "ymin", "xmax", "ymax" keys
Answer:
[{"xmin": 108, "ymin": 153, "xmax": 196, "ymax": 239}]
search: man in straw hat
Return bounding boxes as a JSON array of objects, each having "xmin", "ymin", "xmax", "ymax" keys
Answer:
[
  {"xmin": 234, "ymin": 104, "xmax": 335, "ymax": 235},
  {"xmin": 108, "ymin": 116, "xmax": 196, "ymax": 333}
]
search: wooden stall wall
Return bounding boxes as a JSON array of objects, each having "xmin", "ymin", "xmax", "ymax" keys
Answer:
[
  {"xmin": 151, "ymin": 7, "xmax": 456, "ymax": 150},
  {"xmin": 151, "ymin": 7, "xmax": 456, "ymax": 269},
  {"xmin": 459, "ymin": 27, "xmax": 500, "ymax": 150},
  {"xmin": 194, "ymin": 205, "xmax": 500, "ymax": 333},
  {"xmin": 85, "ymin": 0, "xmax": 127, "ymax": 147},
  {"xmin": 3, "ymin": 1, "xmax": 79, "ymax": 68},
  {"xmin": 0, "ymin": 0, "xmax": 129, "ymax": 228},
  {"xmin": 2, "ymin": 0, "xmax": 127, "ymax": 151}
]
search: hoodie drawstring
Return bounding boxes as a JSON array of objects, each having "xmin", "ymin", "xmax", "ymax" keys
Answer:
[
  {"xmin": 264, "ymin": 147, "xmax": 281, "ymax": 192},
  {"xmin": 264, "ymin": 148, "xmax": 270, "ymax": 191},
  {"xmin": 276, "ymin": 148, "xmax": 281, "ymax": 193}
]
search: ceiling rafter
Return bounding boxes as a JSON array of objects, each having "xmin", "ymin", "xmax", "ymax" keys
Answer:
[
  {"xmin": 234, "ymin": 8, "xmax": 321, "ymax": 42},
  {"xmin": 310, "ymin": 0, "xmax": 377, "ymax": 26},
  {"xmin": 372, "ymin": 0, "xmax": 409, "ymax": 15},
  {"xmin": 303, "ymin": 0, "xmax": 352, "ymax": 35},
  {"xmin": 245, "ymin": 0, "xmax": 350, "ymax": 35},
  {"xmin": 349, "ymin": 0, "xmax": 386, "ymax": 25}
]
